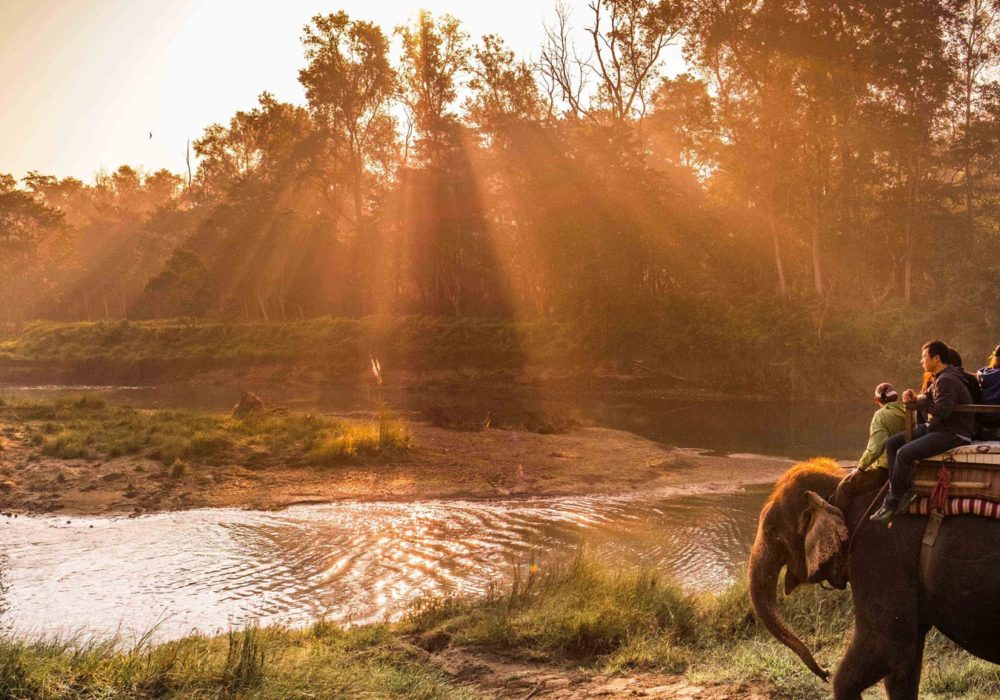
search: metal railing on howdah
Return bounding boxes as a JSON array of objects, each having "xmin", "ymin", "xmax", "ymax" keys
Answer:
[{"xmin": 904, "ymin": 403, "xmax": 1000, "ymax": 442}]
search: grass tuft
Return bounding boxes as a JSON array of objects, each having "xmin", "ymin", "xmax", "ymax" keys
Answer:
[
  {"xmin": 221, "ymin": 624, "xmax": 266, "ymax": 692},
  {"xmin": 308, "ymin": 422, "xmax": 411, "ymax": 466},
  {"xmin": 169, "ymin": 458, "xmax": 188, "ymax": 479}
]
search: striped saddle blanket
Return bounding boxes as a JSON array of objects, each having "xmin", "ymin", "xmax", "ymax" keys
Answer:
[{"xmin": 907, "ymin": 496, "xmax": 1000, "ymax": 519}]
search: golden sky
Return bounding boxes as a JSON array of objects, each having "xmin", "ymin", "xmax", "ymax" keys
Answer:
[{"xmin": 0, "ymin": 0, "xmax": 684, "ymax": 182}]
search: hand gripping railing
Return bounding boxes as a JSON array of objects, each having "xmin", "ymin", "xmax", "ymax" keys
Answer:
[{"xmin": 904, "ymin": 403, "xmax": 1000, "ymax": 442}]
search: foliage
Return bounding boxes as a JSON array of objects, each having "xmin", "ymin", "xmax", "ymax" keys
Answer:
[
  {"xmin": 4, "ymin": 1, "xmax": 1000, "ymax": 379},
  {"xmin": 5, "ymin": 304, "xmax": 994, "ymax": 397}
]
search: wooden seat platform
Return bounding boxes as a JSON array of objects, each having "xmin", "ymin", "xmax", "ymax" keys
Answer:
[{"xmin": 906, "ymin": 404, "xmax": 1000, "ymax": 502}]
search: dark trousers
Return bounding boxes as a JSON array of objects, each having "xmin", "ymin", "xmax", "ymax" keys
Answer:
[
  {"xmin": 832, "ymin": 466, "xmax": 888, "ymax": 511},
  {"xmin": 884, "ymin": 424, "xmax": 964, "ymax": 507}
]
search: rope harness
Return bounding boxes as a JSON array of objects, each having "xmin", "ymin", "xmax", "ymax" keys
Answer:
[
  {"xmin": 919, "ymin": 464, "xmax": 954, "ymax": 585},
  {"xmin": 930, "ymin": 465, "xmax": 953, "ymax": 512}
]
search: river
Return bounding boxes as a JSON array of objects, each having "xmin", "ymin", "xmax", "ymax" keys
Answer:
[{"xmin": 0, "ymin": 384, "xmax": 870, "ymax": 642}]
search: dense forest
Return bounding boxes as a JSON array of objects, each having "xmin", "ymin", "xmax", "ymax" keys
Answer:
[{"xmin": 3, "ymin": 0, "xmax": 999, "ymax": 379}]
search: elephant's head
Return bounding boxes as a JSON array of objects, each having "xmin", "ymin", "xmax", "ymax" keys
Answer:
[{"xmin": 748, "ymin": 458, "xmax": 849, "ymax": 681}]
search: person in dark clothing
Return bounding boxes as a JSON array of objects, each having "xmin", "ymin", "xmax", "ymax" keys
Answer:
[
  {"xmin": 948, "ymin": 348, "xmax": 982, "ymax": 403},
  {"xmin": 871, "ymin": 340, "xmax": 974, "ymax": 522},
  {"xmin": 979, "ymin": 344, "xmax": 1000, "ymax": 440}
]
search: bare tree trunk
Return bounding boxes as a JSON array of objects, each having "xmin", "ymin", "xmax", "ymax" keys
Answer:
[
  {"xmin": 965, "ymin": 62, "xmax": 974, "ymax": 220},
  {"xmin": 401, "ymin": 116, "xmax": 414, "ymax": 169},
  {"xmin": 903, "ymin": 162, "xmax": 917, "ymax": 306},
  {"xmin": 353, "ymin": 159, "xmax": 364, "ymax": 227},
  {"xmin": 102, "ymin": 286, "xmax": 110, "ymax": 320},
  {"xmin": 256, "ymin": 292, "xmax": 269, "ymax": 322},
  {"xmin": 185, "ymin": 140, "xmax": 193, "ymax": 190},
  {"xmin": 767, "ymin": 199, "xmax": 788, "ymax": 297},
  {"xmin": 811, "ymin": 220, "xmax": 825, "ymax": 297}
]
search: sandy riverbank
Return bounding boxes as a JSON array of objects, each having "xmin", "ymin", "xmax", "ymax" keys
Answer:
[{"xmin": 0, "ymin": 412, "xmax": 792, "ymax": 516}]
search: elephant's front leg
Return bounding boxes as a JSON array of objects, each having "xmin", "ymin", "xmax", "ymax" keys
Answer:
[
  {"xmin": 832, "ymin": 634, "xmax": 892, "ymax": 700},
  {"xmin": 881, "ymin": 624, "xmax": 929, "ymax": 700},
  {"xmin": 833, "ymin": 618, "xmax": 928, "ymax": 700}
]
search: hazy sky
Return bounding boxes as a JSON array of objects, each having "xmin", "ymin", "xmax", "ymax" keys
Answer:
[{"xmin": 0, "ymin": 0, "xmax": 687, "ymax": 183}]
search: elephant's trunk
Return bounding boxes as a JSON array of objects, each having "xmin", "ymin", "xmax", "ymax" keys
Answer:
[{"xmin": 748, "ymin": 517, "xmax": 830, "ymax": 682}]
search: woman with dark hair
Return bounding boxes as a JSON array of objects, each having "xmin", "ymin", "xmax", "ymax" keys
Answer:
[{"xmin": 949, "ymin": 348, "xmax": 983, "ymax": 403}]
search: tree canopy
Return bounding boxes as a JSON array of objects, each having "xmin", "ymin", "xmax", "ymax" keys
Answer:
[{"xmin": 3, "ymin": 1, "xmax": 999, "ymax": 364}]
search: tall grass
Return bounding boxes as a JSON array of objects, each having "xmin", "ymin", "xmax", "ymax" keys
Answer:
[
  {"xmin": 307, "ymin": 422, "xmax": 411, "ymax": 466},
  {"xmin": 220, "ymin": 624, "xmax": 266, "ymax": 692},
  {"xmin": 0, "ymin": 554, "xmax": 995, "ymax": 698},
  {"xmin": 402, "ymin": 552, "xmax": 990, "ymax": 699},
  {"xmin": 0, "ymin": 623, "xmax": 469, "ymax": 699}
]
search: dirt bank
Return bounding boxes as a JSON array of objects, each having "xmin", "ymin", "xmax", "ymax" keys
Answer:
[
  {"xmin": 0, "ymin": 416, "xmax": 791, "ymax": 516},
  {"xmin": 423, "ymin": 647, "xmax": 773, "ymax": 699}
]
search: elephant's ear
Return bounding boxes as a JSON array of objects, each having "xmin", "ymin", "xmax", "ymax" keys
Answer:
[{"xmin": 800, "ymin": 491, "xmax": 849, "ymax": 580}]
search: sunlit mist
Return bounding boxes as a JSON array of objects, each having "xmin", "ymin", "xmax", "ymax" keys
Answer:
[{"xmin": 0, "ymin": 0, "xmax": 683, "ymax": 181}]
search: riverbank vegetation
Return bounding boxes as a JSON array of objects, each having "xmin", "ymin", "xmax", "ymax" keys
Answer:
[
  {"xmin": 0, "ymin": 556, "xmax": 996, "ymax": 699},
  {"xmin": 4, "ymin": 1, "xmax": 1000, "ymax": 400},
  {"xmin": 1, "ymin": 395, "xmax": 409, "ymax": 468},
  {"xmin": 1, "ymin": 395, "xmax": 749, "ymax": 515},
  {"xmin": 0, "ymin": 313, "xmax": 976, "ymax": 399}
]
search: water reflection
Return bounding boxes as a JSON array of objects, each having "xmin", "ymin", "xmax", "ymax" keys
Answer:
[{"xmin": 0, "ymin": 485, "xmax": 769, "ymax": 642}]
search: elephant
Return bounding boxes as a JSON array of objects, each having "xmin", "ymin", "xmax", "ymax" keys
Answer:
[{"xmin": 749, "ymin": 457, "xmax": 1000, "ymax": 699}]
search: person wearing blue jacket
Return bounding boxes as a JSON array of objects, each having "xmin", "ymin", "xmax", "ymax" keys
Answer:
[{"xmin": 979, "ymin": 344, "xmax": 1000, "ymax": 440}]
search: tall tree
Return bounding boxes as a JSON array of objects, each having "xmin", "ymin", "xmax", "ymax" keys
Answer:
[
  {"xmin": 539, "ymin": 0, "xmax": 686, "ymax": 124},
  {"xmin": 465, "ymin": 34, "xmax": 545, "ymax": 142},
  {"xmin": 300, "ymin": 12, "xmax": 397, "ymax": 226},
  {"xmin": 396, "ymin": 11, "xmax": 471, "ymax": 162},
  {"xmin": 945, "ymin": 0, "xmax": 1000, "ymax": 217},
  {"xmin": 647, "ymin": 73, "xmax": 717, "ymax": 174},
  {"xmin": 866, "ymin": 1, "xmax": 953, "ymax": 304},
  {"xmin": 586, "ymin": 0, "xmax": 687, "ymax": 122},
  {"xmin": 194, "ymin": 93, "xmax": 311, "ymax": 197},
  {"xmin": 0, "ymin": 174, "xmax": 67, "ymax": 319}
]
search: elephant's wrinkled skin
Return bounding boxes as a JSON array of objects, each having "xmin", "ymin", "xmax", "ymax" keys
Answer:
[{"xmin": 749, "ymin": 458, "xmax": 1000, "ymax": 700}]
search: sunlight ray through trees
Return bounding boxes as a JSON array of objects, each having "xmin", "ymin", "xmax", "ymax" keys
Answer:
[{"xmin": 2, "ymin": 0, "xmax": 999, "ymax": 376}]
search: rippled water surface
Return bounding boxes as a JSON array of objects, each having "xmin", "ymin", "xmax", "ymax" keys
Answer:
[{"xmin": 0, "ymin": 485, "xmax": 768, "ymax": 642}]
